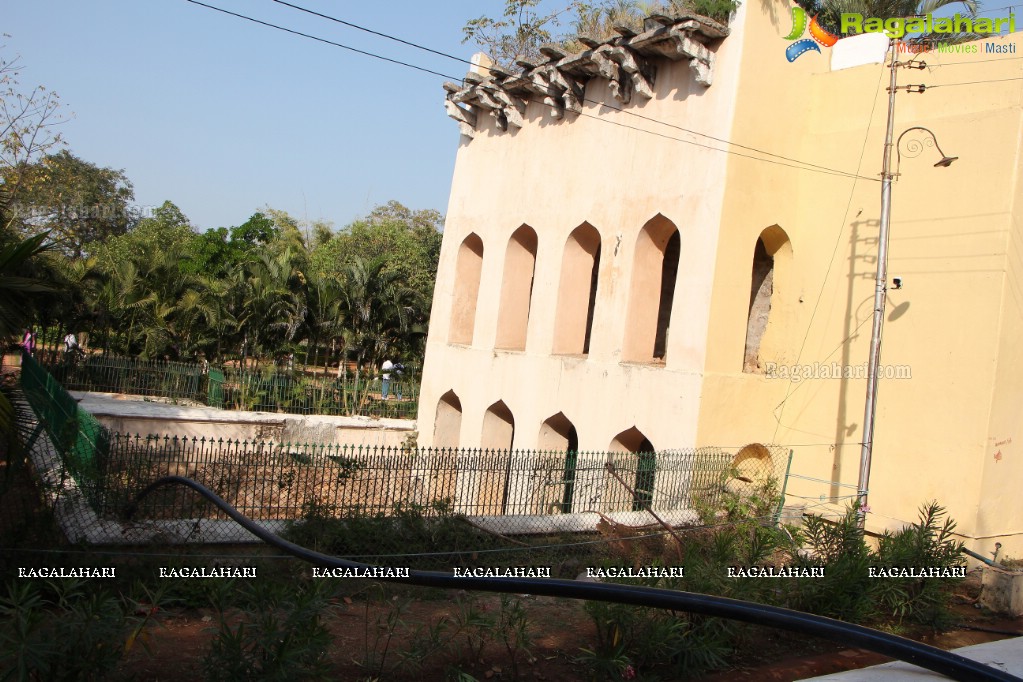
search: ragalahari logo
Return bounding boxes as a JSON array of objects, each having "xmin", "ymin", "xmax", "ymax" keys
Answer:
[{"xmin": 783, "ymin": 6, "xmax": 840, "ymax": 62}]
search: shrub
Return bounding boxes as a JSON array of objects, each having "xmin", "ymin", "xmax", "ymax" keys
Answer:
[
  {"xmin": 871, "ymin": 502, "xmax": 966, "ymax": 626},
  {"xmin": 0, "ymin": 578, "xmax": 160, "ymax": 681},
  {"xmin": 203, "ymin": 579, "xmax": 334, "ymax": 682}
]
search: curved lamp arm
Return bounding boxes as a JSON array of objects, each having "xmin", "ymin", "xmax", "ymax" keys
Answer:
[{"xmin": 895, "ymin": 126, "xmax": 958, "ymax": 178}]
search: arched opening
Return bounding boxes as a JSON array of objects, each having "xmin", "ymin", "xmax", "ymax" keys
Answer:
[
  {"xmin": 727, "ymin": 443, "xmax": 776, "ymax": 500},
  {"xmin": 449, "ymin": 233, "xmax": 484, "ymax": 345},
  {"xmin": 553, "ymin": 224, "xmax": 602, "ymax": 355},
  {"xmin": 495, "ymin": 226, "xmax": 538, "ymax": 351},
  {"xmin": 623, "ymin": 215, "xmax": 680, "ymax": 362},
  {"xmin": 538, "ymin": 412, "xmax": 579, "ymax": 513},
  {"xmin": 609, "ymin": 427, "xmax": 656, "ymax": 511},
  {"xmin": 479, "ymin": 401, "xmax": 515, "ymax": 513},
  {"xmin": 432, "ymin": 391, "xmax": 462, "ymax": 501},
  {"xmin": 433, "ymin": 391, "xmax": 462, "ymax": 448},
  {"xmin": 481, "ymin": 400, "xmax": 515, "ymax": 451},
  {"xmin": 743, "ymin": 226, "xmax": 791, "ymax": 373}
]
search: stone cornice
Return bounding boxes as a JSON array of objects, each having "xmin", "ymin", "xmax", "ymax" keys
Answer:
[{"xmin": 444, "ymin": 12, "xmax": 729, "ymax": 138}]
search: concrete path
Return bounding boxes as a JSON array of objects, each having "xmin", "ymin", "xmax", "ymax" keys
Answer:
[{"xmin": 798, "ymin": 637, "xmax": 1023, "ymax": 680}]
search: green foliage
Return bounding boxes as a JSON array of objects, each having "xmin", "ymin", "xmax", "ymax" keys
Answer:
[
  {"xmin": 465, "ymin": 1, "xmax": 739, "ymax": 69},
  {"xmin": 581, "ymin": 597, "xmax": 732, "ymax": 680},
  {"xmin": 1, "ymin": 49, "xmax": 67, "ymax": 231},
  {"xmin": 578, "ymin": 498, "xmax": 967, "ymax": 679},
  {"xmin": 203, "ymin": 579, "xmax": 334, "ymax": 682},
  {"xmin": 872, "ymin": 502, "xmax": 966, "ymax": 626},
  {"xmin": 8, "ymin": 150, "xmax": 136, "ymax": 258},
  {"xmin": 33, "ymin": 197, "xmax": 438, "ymax": 365},
  {"xmin": 791, "ymin": 501, "xmax": 966, "ymax": 626},
  {"xmin": 285, "ymin": 497, "xmax": 504, "ymax": 570},
  {"xmin": 0, "ymin": 578, "xmax": 161, "ymax": 682},
  {"xmin": 0, "ymin": 231, "xmax": 56, "ymax": 339},
  {"xmin": 790, "ymin": 503, "xmax": 874, "ymax": 621},
  {"xmin": 689, "ymin": 0, "xmax": 740, "ymax": 22},
  {"xmin": 497, "ymin": 594, "xmax": 535, "ymax": 677},
  {"xmin": 92, "ymin": 200, "xmax": 194, "ymax": 274},
  {"xmin": 462, "ymin": 0, "xmax": 577, "ymax": 66}
]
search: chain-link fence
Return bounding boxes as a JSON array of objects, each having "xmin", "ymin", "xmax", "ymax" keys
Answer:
[
  {"xmin": 11, "ymin": 353, "xmax": 792, "ymax": 570},
  {"xmin": 36, "ymin": 350, "xmax": 420, "ymax": 419}
]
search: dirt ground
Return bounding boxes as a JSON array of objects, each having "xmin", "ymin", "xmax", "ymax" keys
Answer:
[{"xmin": 116, "ymin": 576, "xmax": 1022, "ymax": 682}]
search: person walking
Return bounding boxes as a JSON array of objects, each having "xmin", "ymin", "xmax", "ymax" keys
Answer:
[
  {"xmin": 381, "ymin": 359, "xmax": 394, "ymax": 400},
  {"xmin": 63, "ymin": 331, "xmax": 80, "ymax": 353},
  {"xmin": 393, "ymin": 362, "xmax": 405, "ymax": 400},
  {"xmin": 21, "ymin": 328, "xmax": 35, "ymax": 357}
]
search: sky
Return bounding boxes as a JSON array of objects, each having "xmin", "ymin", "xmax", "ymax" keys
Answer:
[{"xmin": 3, "ymin": 0, "xmax": 527, "ymax": 233}]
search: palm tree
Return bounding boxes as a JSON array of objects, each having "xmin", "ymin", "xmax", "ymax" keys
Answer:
[
  {"xmin": 304, "ymin": 269, "xmax": 345, "ymax": 373},
  {"xmin": 336, "ymin": 255, "xmax": 422, "ymax": 410},
  {"xmin": 238, "ymin": 247, "xmax": 309, "ymax": 366},
  {"xmin": 0, "ymin": 231, "xmax": 56, "ymax": 452},
  {"xmin": 0, "ymin": 231, "xmax": 56, "ymax": 340}
]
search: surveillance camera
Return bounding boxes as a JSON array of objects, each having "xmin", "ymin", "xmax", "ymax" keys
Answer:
[{"xmin": 892, "ymin": 277, "xmax": 903, "ymax": 290}]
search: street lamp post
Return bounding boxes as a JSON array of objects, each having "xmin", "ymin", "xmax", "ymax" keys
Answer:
[{"xmin": 856, "ymin": 44, "xmax": 957, "ymax": 526}]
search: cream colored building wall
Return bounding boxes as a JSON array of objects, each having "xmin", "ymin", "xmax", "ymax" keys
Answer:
[
  {"xmin": 698, "ymin": 5, "xmax": 1023, "ymax": 553},
  {"xmin": 420, "ymin": 0, "xmax": 1023, "ymax": 553},
  {"xmin": 418, "ymin": 6, "xmax": 753, "ymax": 454},
  {"xmin": 976, "ymin": 92, "xmax": 1023, "ymax": 553}
]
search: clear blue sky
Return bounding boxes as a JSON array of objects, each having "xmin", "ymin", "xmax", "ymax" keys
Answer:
[{"xmin": 3, "ymin": 0, "xmax": 521, "ymax": 233}]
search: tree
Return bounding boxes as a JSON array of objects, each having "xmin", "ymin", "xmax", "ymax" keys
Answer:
[
  {"xmin": 463, "ymin": 0, "xmax": 579, "ymax": 66},
  {"xmin": 230, "ymin": 211, "xmax": 280, "ymax": 249},
  {"xmin": 7, "ymin": 150, "xmax": 136, "ymax": 257},
  {"xmin": 335, "ymin": 255, "xmax": 423, "ymax": 405},
  {"xmin": 462, "ymin": 1, "xmax": 739, "ymax": 67},
  {"xmin": 0, "ymin": 232, "xmax": 55, "ymax": 340},
  {"xmin": 93, "ymin": 200, "xmax": 194, "ymax": 273},
  {"xmin": 311, "ymin": 201, "xmax": 442, "ymax": 311},
  {"xmin": 0, "ymin": 49, "xmax": 67, "ymax": 233},
  {"xmin": 0, "ymin": 49, "xmax": 67, "ymax": 333}
]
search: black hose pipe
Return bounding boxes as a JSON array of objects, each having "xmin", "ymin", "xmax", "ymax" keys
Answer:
[{"xmin": 126, "ymin": 476, "xmax": 1022, "ymax": 682}]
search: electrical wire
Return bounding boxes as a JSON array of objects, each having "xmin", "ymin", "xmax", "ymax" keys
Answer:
[
  {"xmin": 279, "ymin": 0, "xmax": 879, "ymax": 179},
  {"xmin": 771, "ymin": 55, "xmax": 888, "ymax": 440},
  {"xmin": 928, "ymin": 75, "xmax": 1023, "ymax": 87},
  {"xmin": 271, "ymin": 0, "xmax": 875, "ymax": 180},
  {"xmin": 926, "ymin": 55, "xmax": 1023, "ymax": 66},
  {"xmin": 183, "ymin": 0, "xmax": 462, "ymax": 80},
  {"xmin": 184, "ymin": 0, "xmax": 876, "ymax": 182}
]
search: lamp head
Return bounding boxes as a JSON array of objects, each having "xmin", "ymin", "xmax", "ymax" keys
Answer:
[{"xmin": 933, "ymin": 155, "xmax": 958, "ymax": 168}]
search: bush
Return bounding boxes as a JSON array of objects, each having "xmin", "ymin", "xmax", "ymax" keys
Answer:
[
  {"xmin": 284, "ymin": 497, "xmax": 507, "ymax": 570},
  {"xmin": 203, "ymin": 579, "xmax": 334, "ymax": 682},
  {"xmin": 0, "ymin": 578, "xmax": 160, "ymax": 681},
  {"xmin": 872, "ymin": 502, "xmax": 966, "ymax": 626}
]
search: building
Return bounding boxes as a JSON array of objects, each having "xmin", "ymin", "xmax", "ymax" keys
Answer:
[{"xmin": 417, "ymin": 0, "xmax": 1023, "ymax": 557}]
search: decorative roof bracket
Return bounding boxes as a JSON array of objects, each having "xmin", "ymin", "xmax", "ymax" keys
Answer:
[{"xmin": 444, "ymin": 12, "xmax": 728, "ymax": 137}]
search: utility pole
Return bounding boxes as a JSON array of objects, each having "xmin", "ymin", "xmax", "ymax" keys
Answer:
[
  {"xmin": 857, "ymin": 42, "xmax": 955, "ymax": 527},
  {"xmin": 857, "ymin": 43, "xmax": 899, "ymax": 524}
]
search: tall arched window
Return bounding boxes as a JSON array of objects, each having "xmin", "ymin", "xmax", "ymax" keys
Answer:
[
  {"xmin": 744, "ymin": 226, "xmax": 792, "ymax": 373},
  {"xmin": 495, "ymin": 226, "xmax": 538, "ymax": 351},
  {"xmin": 553, "ymin": 224, "xmax": 602, "ymax": 355},
  {"xmin": 479, "ymin": 400, "xmax": 516, "ymax": 513},
  {"xmin": 449, "ymin": 233, "xmax": 484, "ymax": 345},
  {"xmin": 433, "ymin": 390, "xmax": 462, "ymax": 448},
  {"xmin": 538, "ymin": 412, "xmax": 579, "ymax": 513},
  {"xmin": 623, "ymin": 215, "xmax": 680, "ymax": 362},
  {"xmin": 481, "ymin": 400, "xmax": 515, "ymax": 451},
  {"xmin": 610, "ymin": 427, "xmax": 656, "ymax": 511},
  {"xmin": 432, "ymin": 391, "xmax": 462, "ymax": 502}
]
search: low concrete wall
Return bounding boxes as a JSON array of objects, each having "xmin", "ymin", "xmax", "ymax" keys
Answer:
[{"xmin": 73, "ymin": 392, "xmax": 415, "ymax": 448}]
